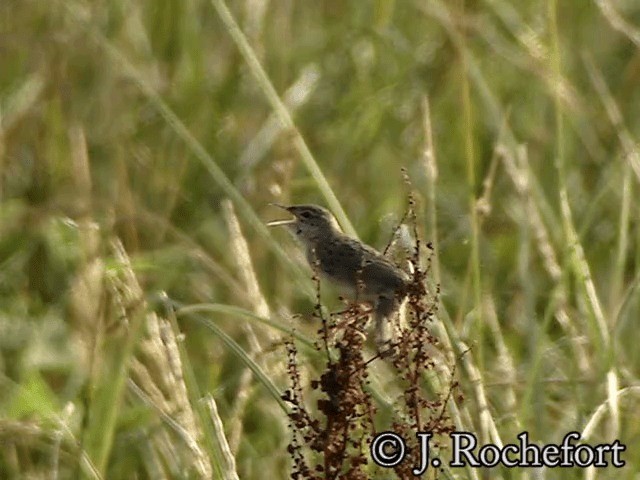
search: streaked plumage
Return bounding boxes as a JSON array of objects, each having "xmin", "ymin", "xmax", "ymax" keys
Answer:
[{"xmin": 268, "ymin": 204, "xmax": 408, "ymax": 349}]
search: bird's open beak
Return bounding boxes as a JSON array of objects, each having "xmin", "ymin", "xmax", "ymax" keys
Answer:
[{"xmin": 266, "ymin": 203, "xmax": 296, "ymax": 227}]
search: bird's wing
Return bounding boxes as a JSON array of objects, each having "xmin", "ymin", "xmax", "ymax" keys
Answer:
[{"xmin": 317, "ymin": 236, "xmax": 407, "ymax": 296}]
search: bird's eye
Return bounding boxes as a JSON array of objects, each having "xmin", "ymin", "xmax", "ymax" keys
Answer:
[{"xmin": 301, "ymin": 212, "xmax": 311, "ymax": 219}]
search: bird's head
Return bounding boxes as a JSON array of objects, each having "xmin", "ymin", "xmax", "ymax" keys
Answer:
[{"xmin": 267, "ymin": 204, "xmax": 341, "ymax": 242}]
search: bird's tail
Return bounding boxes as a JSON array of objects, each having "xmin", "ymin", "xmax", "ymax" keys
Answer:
[{"xmin": 374, "ymin": 296, "xmax": 400, "ymax": 355}]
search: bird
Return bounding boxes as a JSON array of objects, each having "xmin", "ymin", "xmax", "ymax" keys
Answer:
[{"xmin": 267, "ymin": 203, "xmax": 409, "ymax": 351}]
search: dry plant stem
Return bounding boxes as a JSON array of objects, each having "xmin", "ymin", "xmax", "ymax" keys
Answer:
[
  {"xmin": 403, "ymin": 175, "xmax": 472, "ymax": 446},
  {"xmin": 204, "ymin": 395, "xmax": 241, "ymax": 480},
  {"xmin": 549, "ymin": 0, "xmax": 619, "ymax": 444},
  {"xmin": 484, "ymin": 296, "xmax": 519, "ymax": 429},
  {"xmin": 222, "ymin": 199, "xmax": 281, "ymax": 454},
  {"xmin": 549, "ymin": 0, "xmax": 609, "ymax": 351},
  {"xmin": 106, "ymin": 241, "xmax": 212, "ymax": 479},
  {"xmin": 127, "ymin": 379, "xmax": 206, "ymax": 469},
  {"xmin": 419, "ymin": 99, "xmax": 474, "ymax": 444},
  {"xmin": 61, "ymin": 1, "xmax": 316, "ymax": 300},
  {"xmin": 596, "ymin": 0, "xmax": 640, "ymax": 49},
  {"xmin": 67, "ymin": 126, "xmax": 109, "ymax": 479},
  {"xmin": 112, "ymin": 143, "xmax": 139, "ymax": 250},
  {"xmin": 68, "ymin": 126, "xmax": 104, "ymax": 372},
  {"xmin": 210, "ymin": 0, "xmax": 356, "ymax": 238},
  {"xmin": 427, "ymin": 57, "xmax": 492, "ymax": 445},
  {"xmin": 0, "ymin": 72, "xmax": 45, "ymax": 141},
  {"xmin": 456, "ymin": 1, "xmax": 485, "ymax": 379},
  {"xmin": 239, "ymin": 64, "xmax": 321, "ymax": 173},
  {"xmin": 497, "ymin": 144, "xmax": 591, "ymax": 375},
  {"xmin": 222, "ymin": 200, "xmax": 271, "ymax": 320},
  {"xmin": 432, "ymin": 0, "xmax": 579, "ymax": 318},
  {"xmin": 421, "ymin": 95, "xmax": 440, "ymax": 288},
  {"xmin": 421, "ymin": 0, "xmax": 562, "ymax": 233},
  {"xmin": 388, "ymin": 243, "xmax": 459, "ymax": 478},
  {"xmin": 136, "ymin": 206, "xmax": 246, "ymax": 295},
  {"xmin": 282, "ymin": 210, "xmax": 460, "ymax": 479},
  {"xmin": 80, "ymin": 240, "xmax": 148, "ymax": 476},
  {"xmin": 458, "ymin": 345, "xmax": 502, "ymax": 447},
  {"xmin": 134, "ymin": 306, "xmax": 211, "ymax": 477},
  {"xmin": 583, "ymin": 53, "xmax": 637, "ymax": 316}
]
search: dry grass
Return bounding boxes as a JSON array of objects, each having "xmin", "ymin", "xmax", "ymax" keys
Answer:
[{"xmin": 1, "ymin": 0, "xmax": 639, "ymax": 479}]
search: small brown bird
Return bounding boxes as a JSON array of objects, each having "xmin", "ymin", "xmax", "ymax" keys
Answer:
[{"xmin": 267, "ymin": 203, "xmax": 408, "ymax": 349}]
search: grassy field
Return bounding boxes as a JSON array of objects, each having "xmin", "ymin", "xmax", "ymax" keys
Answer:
[{"xmin": 1, "ymin": 0, "xmax": 639, "ymax": 478}]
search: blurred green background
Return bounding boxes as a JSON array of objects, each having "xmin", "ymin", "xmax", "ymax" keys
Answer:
[{"xmin": 1, "ymin": 0, "xmax": 639, "ymax": 478}]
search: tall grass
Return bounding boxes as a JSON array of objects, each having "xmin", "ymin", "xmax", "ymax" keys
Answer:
[{"xmin": 1, "ymin": 0, "xmax": 639, "ymax": 478}]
